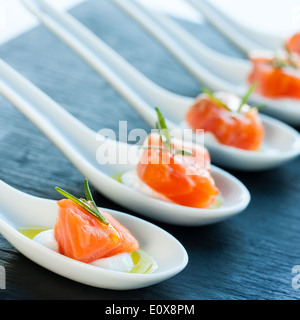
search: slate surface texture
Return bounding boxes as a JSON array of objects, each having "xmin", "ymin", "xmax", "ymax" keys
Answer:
[{"xmin": 0, "ymin": 0, "xmax": 299, "ymax": 300}]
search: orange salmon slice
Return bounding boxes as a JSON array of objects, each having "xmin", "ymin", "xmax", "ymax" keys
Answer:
[
  {"xmin": 137, "ymin": 133, "xmax": 219, "ymax": 208},
  {"xmin": 248, "ymin": 55, "xmax": 300, "ymax": 100},
  {"xmin": 286, "ymin": 32, "xmax": 300, "ymax": 55},
  {"xmin": 54, "ymin": 199, "xmax": 139, "ymax": 263},
  {"xmin": 185, "ymin": 95, "xmax": 264, "ymax": 151}
]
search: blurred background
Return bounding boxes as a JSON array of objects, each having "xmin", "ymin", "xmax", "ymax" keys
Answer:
[{"xmin": 2, "ymin": 0, "xmax": 300, "ymax": 46}]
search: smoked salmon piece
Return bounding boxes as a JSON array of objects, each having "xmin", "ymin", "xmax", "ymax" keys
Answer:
[
  {"xmin": 248, "ymin": 52, "xmax": 300, "ymax": 99},
  {"xmin": 137, "ymin": 133, "xmax": 219, "ymax": 208},
  {"xmin": 54, "ymin": 199, "xmax": 139, "ymax": 263},
  {"xmin": 285, "ymin": 32, "xmax": 300, "ymax": 55},
  {"xmin": 185, "ymin": 92, "xmax": 264, "ymax": 151}
]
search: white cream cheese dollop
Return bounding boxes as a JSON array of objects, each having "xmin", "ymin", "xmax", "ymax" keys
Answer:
[
  {"xmin": 121, "ymin": 169, "xmax": 171, "ymax": 203},
  {"xmin": 33, "ymin": 229, "xmax": 59, "ymax": 252},
  {"xmin": 90, "ymin": 252, "xmax": 134, "ymax": 272},
  {"xmin": 33, "ymin": 230, "xmax": 134, "ymax": 272}
]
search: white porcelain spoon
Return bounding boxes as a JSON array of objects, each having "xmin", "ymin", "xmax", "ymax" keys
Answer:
[
  {"xmin": 185, "ymin": 0, "xmax": 285, "ymax": 54},
  {"xmin": 111, "ymin": 0, "xmax": 300, "ymax": 126},
  {"xmin": 20, "ymin": 0, "xmax": 300, "ymax": 170},
  {"xmin": 0, "ymin": 180, "xmax": 188, "ymax": 289},
  {"xmin": 127, "ymin": 5, "xmax": 251, "ymax": 85},
  {"xmin": 0, "ymin": 58, "xmax": 251, "ymax": 225}
]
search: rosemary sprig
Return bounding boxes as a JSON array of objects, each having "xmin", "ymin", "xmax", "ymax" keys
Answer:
[
  {"xmin": 269, "ymin": 52, "xmax": 297, "ymax": 69},
  {"xmin": 202, "ymin": 85, "xmax": 264, "ymax": 114},
  {"xmin": 55, "ymin": 179, "xmax": 109, "ymax": 225},
  {"xmin": 174, "ymin": 149, "xmax": 193, "ymax": 156},
  {"xmin": 237, "ymin": 82, "xmax": 258, "ymax": 112},
  {"xmin": 270, "ymin": 57, "xmax": 287, "ymax": 69},
  {"xmin": 83, "ymin": 178, "xmax": 98, "ymax": 211},
  {"xmin": 142, "ymin": 107, "xmax": 193, "ymax": 157},
  {"xmin": 155, "ymin": 107, "xmax": 172, "ymax": 152},
  {"xmin": 202, "ymin": 88, "xmax": 231, "ymax": 111}
]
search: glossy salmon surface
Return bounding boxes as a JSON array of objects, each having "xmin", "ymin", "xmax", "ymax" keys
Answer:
[
  {"xmin": 136, "ymin": 133, "xmax": 219, "ymax": 208},
  {"xmin": 286, "ymin": 32, "xmax": 300, "ymax": 55},
  {"xmin": 185, "ymin": 94, "xmax": 264, "ymax": 151},
  {"xmin": 54, "ymin": 199, "xmax": 139, "ymax": 263},
  {"xmin": 248, "ymin": 53, "xmax": 300, "ymax": 99}
]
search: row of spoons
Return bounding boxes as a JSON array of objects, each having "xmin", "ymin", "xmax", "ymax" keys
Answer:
[
  {"xmin": 0, "ymin": 0, "xmax": 298, "ymax": 289},
  {"xmin": 111, "ymin": 0, "xmax": 300, "ymax": 126},
  {"xmin": 185, "ymin": 0, "xmax": 285, "ymax": 53},
  {"xmin": 0, "ymin": 54, "xmax": 251, "ymax": 288},
  {"xmin": 21, "ymin": 0, "xmax": 300, "ymax": 171},
  {"xmin": 0, "ymin": 52, "xmax": 248, "ymax": 289}
]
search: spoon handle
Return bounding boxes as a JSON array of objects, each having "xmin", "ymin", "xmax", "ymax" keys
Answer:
[
  {"xmin": 0, "ymin": 58, "xmax": 98, "ymax": 159},
  {"xmin": 111, "ymin": 0, "xmax": 244, "ymax": 95},
  {"xmin": 0, "ymin": 58, "xmax": 140, "ymax": 183},
  {"xmin": 34, "ymin": 0, "xmax": 193, "ymax": 109},
  {"xmin": 185, "ymin": 0, "xmax": 263, "ymax": 53},
  {"xmin": 138, "ymin": 9, "xmax": 251, "ymax": 84},
  {"xmin": 185, "ymin": 0, "xmax": 281, "ymax": 52},
  {"xmin": 22, "ymin": 0, "xmax": 243, "ymax": 120},
  {"xmin": 22, "ymin": 0, "xmax": 161, "ymax": 128}
]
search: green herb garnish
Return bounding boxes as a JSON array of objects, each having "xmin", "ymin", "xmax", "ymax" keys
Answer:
[
  {"xmin": 237, "ymin": 82, "xmax": 258, "ymax": 112},
  {"xmin": 202, "ymin": 88, "xmax": 231, "ymax": 111},
  {"xmin": 155, "ymin": 107, "xmax": 172, "ymax": 152},
  {"xmin": 270, "ymin": 57, "xmax": 288, "ymax": 69},
  {"xmin": 55, "ymin": 178, "xmax": 109, "ymax": 225},
  {"xmin": 143, "ymin": 107, "xmax": 193, "ymax": 156},
  {"xmin": 174, "ymin": 149, "xmax": 193, "ymax": 156},
  {"xmin": 269, "ymin": 52, "xmax": 297, "ymax": 69},
  {"xmin": 202, "ymin": 84, "xmax": 264, "ymax": 113}
]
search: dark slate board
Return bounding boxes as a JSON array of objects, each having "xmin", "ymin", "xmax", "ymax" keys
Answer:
[{"xmin": 0, "ymin": 0, "xmax": 300, "ymax": 300}]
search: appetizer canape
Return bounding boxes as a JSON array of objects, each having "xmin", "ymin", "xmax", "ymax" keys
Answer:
[
  {"xmin": 121, "ymin": 108, "xmax": 220, "ymax": 209},
  {"xmin": 26, "ymin": 179, "xmax": 157, "ymax": 274},
  {"xmin": 248, "ymin": 33, "xmax": 300, "ymax": 99},
  {"xmin": 185, "ymin": 85, "xmax": 264, "ymax": 151}
]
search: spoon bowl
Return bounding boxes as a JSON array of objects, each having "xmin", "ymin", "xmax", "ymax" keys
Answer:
[
  {"xmin": 0, "ymin": 180, "xmax": 188, "ymax": 289},
  {"xmin": 191, "ymin": 114, "xmax": 300, "ymax": 171}
]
